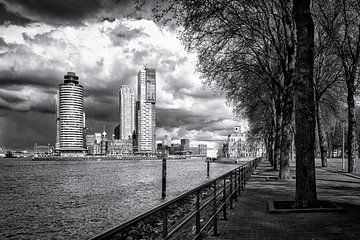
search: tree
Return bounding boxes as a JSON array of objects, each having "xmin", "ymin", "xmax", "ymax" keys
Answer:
[
  {"xmin": 313, "ymin": 8, "xmax": 345, "ymax": 167},
  {"xmin": 316, "ymin": 0, "xmax": 360, "ymax": 173},
  {"xmin": 293, "ymin": 0, "xmax": 317, "ymax": 207},
  {"xmin": 152, "ymin": 0, "xmax": 297, "ymax": 180},
  {"xmin": 147, "ymin": 0, "xmax": 319, "ymax": 204}
]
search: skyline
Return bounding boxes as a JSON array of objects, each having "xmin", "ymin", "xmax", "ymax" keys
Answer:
[{"xmin": 0, "ymin": 0, "xmax": 247, "ymax": 150}]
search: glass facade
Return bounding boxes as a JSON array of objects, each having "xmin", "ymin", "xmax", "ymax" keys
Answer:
[{"xmin": 136, "ymin": 68, "xmax": 156, "ymax": 154}]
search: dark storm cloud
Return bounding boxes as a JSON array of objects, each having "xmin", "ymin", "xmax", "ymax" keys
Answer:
[
  {"xmin": 3, "ymin": 0, "xmax": 102, "ymax": 25},
  {"xmin": 0, "ymin": 89, "xmax": 26, "ymax": 103},
  {"xmin": 0, "ymin": 2, "xmax": 31, "ymax": 26},
  {"xmin": 156, "ymin": 107, "xmax": 228, "ymax": 132},
  {"xmin": 84, "ymin": 99, "xmax": 117, "ymax": 122},
  {"xmin": 186, "ymin": 90, "xmax": 224, "ymax": 100},
  {"xmin": 0, "ymin": 110, "xmax": 56, "ymax": 149},
  {"xmin": 0, "ymin": 86, "xmax": 56, "ymax": 113},
  {"xmin": 1, "ymin": 0, "xmax": 155, "ymax": 26},
  {"xmin": 82, "ymin": 58, "xmax": 137, "ymax": 98},
  {"xmin": 0, "ymin": 70, "xmax": 60, "ymax": 88}
]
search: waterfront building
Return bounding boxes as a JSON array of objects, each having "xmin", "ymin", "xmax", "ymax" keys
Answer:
[
  {"xmin": 227, "ymin": 126, "xmax": 264, "ymax": 158},
  {"xmin": 108, "ymin": 139, "xmax": 133, "ymax": 155},
  {"xmin": 136, "ymin": 68, "xmax": 156, "ymax": 154},
  {"xmin": 162, "ymin": 135, "xmax": 171, "ymax": 148},
  {"xmin": 169, "ymin": 143, "xmax": 181, "ymax": 155},
  {"xmin": 85, "ymin": 134, "xmax": 96, "ymax": 155},
  {"xmin": 58, "ymin": 72, "xmax": 86, "ymax": 157},
  {"xmin": 198, "ymin": 144, "xmax": 207, "ymax": 156},
  {"xmin": 85, "ymin": 132, "xmax": 109, "ymax": 155},
  {"xmin": 189, "ymin": 144, "xmax": 208, "ymax": 156},
  {"xmin": 180, "ymin": 139, "xmax": 190, "ymax": 151},
  {"xmin": 119, "ymin": 85, "xmax": 135, "ymax": 140},
  {"xmin": 101, "ymin": 129, "xmax": 108, "ymax": 155},
  {"xmin": 228, "ymin": 126, "xmax": 247, "ymax": 158}
]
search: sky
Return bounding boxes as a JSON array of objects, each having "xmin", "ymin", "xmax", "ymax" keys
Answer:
[{"xmin": 0, "ymin": 0, "xmax": 247, "ymax": 150}]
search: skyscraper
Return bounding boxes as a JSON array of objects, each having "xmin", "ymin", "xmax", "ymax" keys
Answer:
[
  {"xmin": 55, "ymin": 90, "xmax": 60, "ymax": 150},
  {"xmin": 58, "ymin": 72, "xmax": 86, "ymax": 157},
  {"xmin": 119, "ymin": 85, "xmax": 135, "ymax": 140},
  {"xmin": 136, "ymin": 68, "xmax": 156, "ymax": 154}
]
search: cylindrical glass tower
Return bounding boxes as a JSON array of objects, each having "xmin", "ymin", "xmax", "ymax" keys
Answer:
[{"xmin": 59, "ymin": 72, "xmax": 84, "ymax": 155}]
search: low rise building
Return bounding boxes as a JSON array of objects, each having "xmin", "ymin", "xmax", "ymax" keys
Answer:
[
  {"xmin": 109, "ymin": 139, "xmax": 133, "ymax": 155},
  {"xmin": 227, "ymin": 126, "xmax": 264, "ymax": 158},
  {"xmin": 189, "ymin": 144, "xmax": 207, "ymax": 156}
]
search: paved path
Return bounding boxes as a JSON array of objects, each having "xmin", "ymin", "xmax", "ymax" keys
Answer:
[
  {"xmin": 206, "ymin": 160, "xmax": 360, "ymax": 240},
  {"xmin": 315, "ymin": 158, "xmax": 360, "ymax": 179}
]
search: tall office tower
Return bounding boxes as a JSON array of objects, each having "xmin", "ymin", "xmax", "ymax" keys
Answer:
[
  {"xmin": 119, "ymin": 85, "xmax": 135, "ymax": 140},
  {"xmin": 136, "ymin": 68, "xmax": 156, "ymax": 154},
  {"xmin": 55, "ymin": 90, "xmax": 60, "ymax": 150},
  {"xmin": 58, "ymin": 72, "xmax": 85, "ymax": 157}
]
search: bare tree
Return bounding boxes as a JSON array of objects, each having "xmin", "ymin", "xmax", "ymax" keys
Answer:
[
  {"xmin": 151, "ymin": 0, "xmax": 298, "ymax": 180},
  {"xmin": 316, "ymin": 0, "xmax": 360, "ymax": 173},
  {"xmin": 147, "ymin": 0, "xmax": 321, "ymax": 204},
  {"xmin": 312, "ymin": 8, "xmax": 345, "ymax": 167}
]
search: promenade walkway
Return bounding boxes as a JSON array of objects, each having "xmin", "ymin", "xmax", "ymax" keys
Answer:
[{"xmin": 206, "ymin": 160, "xmax": 360, "ymax": 240}]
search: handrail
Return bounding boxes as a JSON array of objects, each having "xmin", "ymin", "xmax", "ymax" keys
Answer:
[{"xmin": 90, "ymin": 157, "xmax": 262, "ymax": 240}]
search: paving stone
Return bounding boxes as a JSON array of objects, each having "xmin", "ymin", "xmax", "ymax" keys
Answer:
[{"xmin": 205, "ymin": 160, "xmax": 360, "ymax": 240}]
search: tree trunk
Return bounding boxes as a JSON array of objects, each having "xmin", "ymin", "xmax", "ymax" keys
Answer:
[
  {"xmin": 315, "ymin": 101, "xmax": 327, "ymax": 167},
  {"xmin": 294, "ymin": 0, "xmax": 317, "ymax": 208},
  {"xmin": 274, "ymin": 100, "xmax": 282, "ymax": 170},
  {"xmin": 279, "ymin": 91, "xmax": 293, "ymax": 180},
  {"xmin": 347, "ymin": 77, "xmax": 357, "ymax": 173},
  {"xmin": 268, "ymin": 128, "xmax": 275, "ymax": 165}
]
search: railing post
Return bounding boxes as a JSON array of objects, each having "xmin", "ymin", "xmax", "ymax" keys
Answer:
[
  {"xmin": 223, "ymin": 177, "xmax": 227, "ymax": 220},
  {"xmin": 196, "ymin": 190, "xmax": 201, "ymax": 235},
  {"xmin": 241, "ymin": 167, "xmax": 244, "ymax": 191},
  {"xmin": 162, "ymin": 208, "xmax": 168, "ymax": 238},
  {"xmin": 238, "ymin": 168, "xmax": 241, "ymax": 195},
  {"xmin": 207, "ymin": 160, "xmax": 210, "ymax": 178},
  {"xmin": 162, "ymin": 157, "xmax": 167, "ymax": 199},
  {"xmin": 213, "ymin": 182, "xmax": 218, "ymax": 236},
  {"xmin": 246, "ymin": 163, "xmax": 249, "ymax": 184},
  {"xmin": 234, "ymin": 169, "xmax": 238, "ymax": 202},
  {"xmin": 230, "ymin": 172, "xmax": 233, "ymax": 209}
]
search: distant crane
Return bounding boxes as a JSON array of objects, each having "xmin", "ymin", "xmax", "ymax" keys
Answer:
[{"xmin": 34, "ymin": 143, "xmax": 52, "ymax": 157}]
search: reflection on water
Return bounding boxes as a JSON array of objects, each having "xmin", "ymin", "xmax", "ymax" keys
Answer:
[{"xmin": 0, "ymin": 157, "xmax": 238, "ymax": 239}]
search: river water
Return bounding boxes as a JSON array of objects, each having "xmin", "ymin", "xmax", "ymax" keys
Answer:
[{"xmin": 0, "ymin": 157, "xmax": 239, "ymax": 239}]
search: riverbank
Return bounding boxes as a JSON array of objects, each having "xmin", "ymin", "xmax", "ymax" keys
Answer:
[
  {"xmin": 32, "ymin": 155, "xmax": 159, "ymax": 161},
  {"xmin": 32, "ymin": 155, "xmax": 204, "ymax": 161}
]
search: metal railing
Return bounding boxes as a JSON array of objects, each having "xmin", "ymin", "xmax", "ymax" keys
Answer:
[{"xmin": 90, "ymin": 157, "xmax": 262, "ymax": 240}]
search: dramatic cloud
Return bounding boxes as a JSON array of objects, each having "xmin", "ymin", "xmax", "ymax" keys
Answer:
[
  {"xmin": 0, "ymin": 4, "xmax": 245, "ymax": 150},
  {"xmin": 0, "ymin": 2, "xmax": 31, "ymax": 26},
  {"xmin": 0, "ymin": 0, "xmax": 155, "ymax": 26}
]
